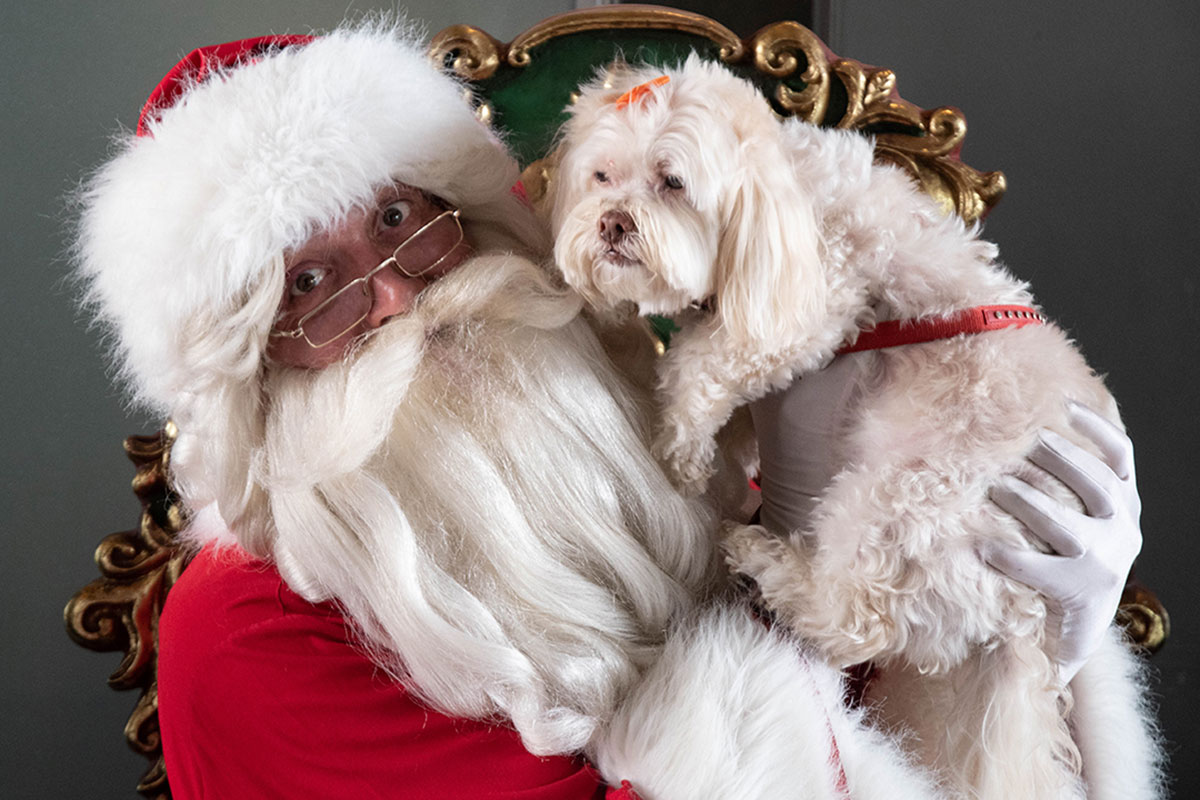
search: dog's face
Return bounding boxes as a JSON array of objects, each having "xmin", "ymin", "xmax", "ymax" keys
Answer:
[
  {"xmin": 551, "ymin": 74, "xmax": 723, "ymax": 315},
  {"xmin": 551, "ymin": 127, "xmax": 721, "ymax": 316},
  {"xmin": 550, "ymin": 57, "xmax": 826, "ymax": 345},
  {"xmin": 550, "ymin": 58, "xmax": 782, "ymax": 316}
]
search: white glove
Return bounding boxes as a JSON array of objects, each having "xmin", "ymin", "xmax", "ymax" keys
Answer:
[
  {"xmin": 750, "ymin": 352, "xmax": 867, "ymax": 536},
  {"xmin": 984, "ymin": 401, "xmax": 1143, "ymax": 685}
]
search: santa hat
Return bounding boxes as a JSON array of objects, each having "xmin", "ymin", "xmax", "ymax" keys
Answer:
[{"xmin": 76, "ymin": 20, "xmax": 536, "ymax": 416}]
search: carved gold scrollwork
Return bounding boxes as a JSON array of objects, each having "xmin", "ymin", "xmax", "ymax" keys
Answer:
[
  {"xmin": 746, "ymin": 21, "xmax": 831, "ymax": 124},
  {"xmin": 1118, "ymin": 583, "xmax": 1171, "ymax": 654},
  {"xmin": 519, "ymin": 155, "xmax": 557, "ymax": 211},
  {"xmin": 874, "ymin": 144, "xmax": 1007, "ymax": 222},
  {"xmin": 64, "ymin": 424, "xmax": 185, "ymax": 800},
  {"xmin": 827, "ymin": 60, "xmax": 919, "ymax": 131},
  {"xmin": 863, "ymin": 68, "xmax": 896, "ymax": 110},
  {"xmin": 431, "ymin": 7, "xmax": 746, "ymax": 80},
  {"xmin": 428, "ymin": 24, "xmax": 504, "ymax": 80},
  {"xmin": 875, "ymin": 107, "xmax": 965, "ymax": 157},
  {"xmin": 740, "ymin": 22, "xmax": 1003, "ymax": 222}
]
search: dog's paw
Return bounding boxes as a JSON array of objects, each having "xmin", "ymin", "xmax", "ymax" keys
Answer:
[
  {"xmin": 672, "ymin": 458, "xmax": 715, "ymax": 497},
  {"xmin": 653, "ymin": 431, "xmax": 716, "ymax": 496},
  {"xmin": 721, "ymin": 523, "xmax": 794, "ymax": 588}
]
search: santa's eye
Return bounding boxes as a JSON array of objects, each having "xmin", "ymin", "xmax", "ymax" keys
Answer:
[
  {"xmin": 663, "ymin": 174, "xmax": 684, "ymax": 191},
  {"xmin": 381, "ymin": 200, "xmax": 412, "ymax": 228},
  {"xmin": 290, "ymin": 267, "xmax": 328, "ymax": 296},
  {"xmin": 594, "ymin": 171, "xmax": 609, "ymax": 184}
]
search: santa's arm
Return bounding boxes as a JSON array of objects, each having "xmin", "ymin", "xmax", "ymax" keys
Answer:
[
  {"xmin": 591, "ymin": 603, "xmax": 944, "ymax": 800},
  {"xmin": 158, "ymin": 543, "xmax": 616, "ymax": 800}
]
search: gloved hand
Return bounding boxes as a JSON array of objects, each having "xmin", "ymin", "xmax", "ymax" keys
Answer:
[
  {"xmin": 984, "ymin": 401, "xmax": 1143, "ymax": 685},
  {"xmin": 749, "ymin": 352, "xmax": 867, "ymax": 536}
]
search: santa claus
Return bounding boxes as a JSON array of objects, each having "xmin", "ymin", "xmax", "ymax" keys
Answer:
[{"xmin": 73, "ymin": 21, "xmax": 1146, "ymax": 800}]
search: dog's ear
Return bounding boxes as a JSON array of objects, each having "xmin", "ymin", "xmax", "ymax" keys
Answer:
[{"xmin": 714, "ymin": 134, "xmax": 826, "ymax": 348}]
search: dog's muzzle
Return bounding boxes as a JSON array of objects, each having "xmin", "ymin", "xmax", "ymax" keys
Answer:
[{"xmin": 598, "ymin": 209, "xmax": 636, "ymax": 245}]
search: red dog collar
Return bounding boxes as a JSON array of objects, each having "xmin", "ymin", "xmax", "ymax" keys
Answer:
[{"xmin": 837, "ymin": 305, "xmax": 1045, "ymax": 355}]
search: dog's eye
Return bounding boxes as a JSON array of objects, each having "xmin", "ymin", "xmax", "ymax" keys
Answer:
[
  {"xmin": 594, "ymin": 171, "xmax": 610, "ymax": 184},
  {"xmin": 663, "ymin": 174, "xmax": 684, "ymax": 191}
]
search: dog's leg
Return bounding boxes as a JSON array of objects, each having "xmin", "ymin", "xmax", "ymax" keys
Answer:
[
  {"xmin": 867, "ymin": 639, "xmax": 1083, "ymax": 800},
  {"xmin": 1067, "ymin": 627, "xmax": 1164, "ymax": 799},
  {"xmin": 724, "ymin": 462, "xmax": 941, "ymax": 670},
  {"xmin": 722, "ymin": 521, "xmax": 810, "ymax": 599},
  {"xmin": 652, "ymin": 352, "xmax": 747, "ymax": 495},
  {"xmin": 652, "ymin": 329, "xmax": 820, "ymax": 496},
  {"xmin": 952, "ymin": 640, "xmax": 1082, "ymax": 799},
  {"xmin": 722, "ymin": 514, "xmax": 898, "ymax": 670}
]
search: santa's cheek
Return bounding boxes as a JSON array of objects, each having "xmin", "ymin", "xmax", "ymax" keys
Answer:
[{"xmin": 266, "ymin": 328, "xmax": 361, "ymax": 370}]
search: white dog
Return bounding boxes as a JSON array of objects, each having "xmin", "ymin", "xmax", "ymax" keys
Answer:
[{"xmin": 551, "ymin": 56, "xmax": 1161, "ymax": 800}]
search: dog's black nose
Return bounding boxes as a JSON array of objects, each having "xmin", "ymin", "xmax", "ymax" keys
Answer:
[{"xmin": 599, "ymin": 210, "xmax": 637, "ymax": 245}]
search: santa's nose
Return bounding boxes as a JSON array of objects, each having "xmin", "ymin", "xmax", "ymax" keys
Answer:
[
  {"xmin": 599, "ymin": 210, "xmax": 636, "ymax": 245},
  {"xmin": 364, "ymin": 265, "xmax": 424, "ymax": 329}
]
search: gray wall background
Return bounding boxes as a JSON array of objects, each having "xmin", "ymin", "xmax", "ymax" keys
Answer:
[{"xmin": 4, "ymin": 2, "xmax": 1195, "ymax": 798}]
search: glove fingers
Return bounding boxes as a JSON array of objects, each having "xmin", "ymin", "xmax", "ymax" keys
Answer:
[
  {"xmin": 989, "ymin": 476, "xmax": 1087, "ymax": 558},
  {"xmin": 980, "ymin": 539, "xmax": 1066, "ymax": 593},
  {"xmin": 1067, "ymin": 401, "xmax": 1135, "ymax": 482},
  {"xmin": 1028, "ymin": 430, "xmax": 1117, "ymax": 519}
]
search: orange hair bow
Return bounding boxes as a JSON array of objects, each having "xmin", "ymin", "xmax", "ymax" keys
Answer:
[{"xmin": 614, "ymin": 75, "xmax": 670, "ymax": 110}]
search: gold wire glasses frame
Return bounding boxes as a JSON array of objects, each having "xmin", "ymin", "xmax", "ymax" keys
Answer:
[{"xmin": 270, "ymin": 208, "xmax": 464, "ymax": 348}]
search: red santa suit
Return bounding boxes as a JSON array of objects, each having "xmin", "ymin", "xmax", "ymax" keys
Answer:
[{"xmin": 160, "ymin": 544, "xmax": 641, "ymax": 800}]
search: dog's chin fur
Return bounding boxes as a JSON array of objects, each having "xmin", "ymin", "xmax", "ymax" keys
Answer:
[{"xmin": 550, "ymin": 56, "xmax": 1163, "ymax": 800}]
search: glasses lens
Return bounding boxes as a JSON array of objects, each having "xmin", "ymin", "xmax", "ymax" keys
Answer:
[
  {"xmin": 302, "ymin": 285, "xmax": 373, "ymax": 347},
  {"xmin": 393, "ymin": 212, "xmax": 463, "ymax": 278}
]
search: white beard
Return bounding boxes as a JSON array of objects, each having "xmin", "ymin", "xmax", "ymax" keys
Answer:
[{"xmin": 254, "ymin": 254, "xmax": 719, "ymax": 755}]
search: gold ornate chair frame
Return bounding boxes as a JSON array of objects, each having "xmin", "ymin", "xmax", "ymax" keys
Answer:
[
  {"xmin": 65, "ymin": 6, "xmax": 1168, "ymax": 798},
  {"xmin": 433, "ymin": 5, "xmax": 1004, "ymax": 222}
]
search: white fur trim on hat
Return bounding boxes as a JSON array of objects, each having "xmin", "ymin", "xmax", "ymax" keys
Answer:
[{"xmin": 75, "ymin": 20, "xmax": 529, "ymax": 415}]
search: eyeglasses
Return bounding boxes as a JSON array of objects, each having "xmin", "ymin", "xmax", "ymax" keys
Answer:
[{"xmin": 270, "ymin": 208, "xmax": 464, "ymax": 348}]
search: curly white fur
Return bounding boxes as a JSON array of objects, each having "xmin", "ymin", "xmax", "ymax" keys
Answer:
[
  {"xmin": 592, "ymin": 601, "xmax": 944, "ymax": 800},
  {"xmin": 551, "ymin": 56, "xmax": 1162, "ymax": 799}
]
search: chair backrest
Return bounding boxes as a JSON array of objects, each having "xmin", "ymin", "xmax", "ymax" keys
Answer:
[
  {"xmin": 64, "ymin": 7, "xmax": 1166, "ymax": 798},
  {"xmin": 429, "ymin": 5, "xmax": 1005, "ymax": 223}
]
